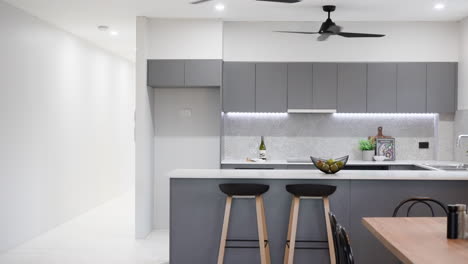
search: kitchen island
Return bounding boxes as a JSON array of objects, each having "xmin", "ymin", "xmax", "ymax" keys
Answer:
[{"xmin": 169, "ymin": 169, "xmax": 468, "ymax": 264}]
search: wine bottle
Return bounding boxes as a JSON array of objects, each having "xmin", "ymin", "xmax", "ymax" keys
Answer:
[{"xmin": 259, "ymin": 136, "xmax": 266, "ymax": 160}]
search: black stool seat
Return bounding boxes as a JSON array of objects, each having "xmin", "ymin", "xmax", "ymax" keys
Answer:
[
  {"xmin": 286, "ymin": 184, "xmax": 336, "ymax": 197},
  {"xmin": 219, "ymin": 183, "xmax": 269, "ymax": 196}
]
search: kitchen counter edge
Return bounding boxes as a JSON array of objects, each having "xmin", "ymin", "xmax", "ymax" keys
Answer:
[{"xmin": 168, "ymin": 169, "xmax": 468, "ymax": 180}]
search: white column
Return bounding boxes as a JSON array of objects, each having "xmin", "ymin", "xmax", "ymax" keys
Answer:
[
  {"xmin": 135, "ymin": 16, "xmax": 155, "ymax": 239},
  {"xmin": 459, "ymin": 18, "xmax": 468, "ymax": 110}
]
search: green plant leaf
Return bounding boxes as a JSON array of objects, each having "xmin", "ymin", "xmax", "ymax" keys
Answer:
[{"xmin": 359, "ymin": 139, "xmax": 375, "ymax": 151}]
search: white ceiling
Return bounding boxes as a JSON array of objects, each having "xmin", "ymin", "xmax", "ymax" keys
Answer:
[{"xmin": 5, "ymin": 0, "xmax": 468, "ymax": 61}]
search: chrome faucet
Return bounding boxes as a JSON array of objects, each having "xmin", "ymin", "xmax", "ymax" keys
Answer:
[{"xmin": 457, "ymin": 135, "xmax": 468, "ymax": 147}]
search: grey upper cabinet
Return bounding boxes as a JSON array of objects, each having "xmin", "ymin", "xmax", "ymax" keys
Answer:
[
  {"xmin": 185, "ymin": 60, "xmax": 222, "ymax": 87},
  {"xmin": 427, "ymin": 62, "xmax": 457, "ymax": 113},
  {"xmin": 337, "ymin": 63, "xmax": 367, "ymax": 113},
  {"xmin": 148, "ymin": 60, "xmax": 185, "ymax": 87},
  {"xmin": 367, "ymin": 63, "xmax": 397, "ymax": 113},
  {"xmin": 287, "ymin": 63, "xmax": 313, "ymax": 110},
  {"xmin": 222, "ymin": 62, "xmax": 256, "ymax": 112},
  {"xmin": 313, "ymin": 63, "xmax": 338, "ymax": 109},
  {"xmin": 256, "ymin": 63, "xmax": 288, "ymax": 112},
  {"xmin": 397, "ymin": 63, "xmax": 427, "ymax": 113}
]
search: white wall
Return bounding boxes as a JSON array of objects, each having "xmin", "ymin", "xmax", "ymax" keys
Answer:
[
  {"xmin": 147, "ymin": 18, "xmax": 223, "ymax": 59},
  {"xmin": 459, "ymin": 18, "xmax": 468, "ymax": 110},
  {"xmin": 0, "ymin": 0, "xmax": 135, "ymax": 252},
  {"xmin": 224, "ymin": 21, "xmax": 459, "ymax": 62},
  {"xmin": 153, "ymin": 88, "xmax": 220, "ymax": 229},
  {"xmin": 143, "ymin": 18, "xmax": 223, "ymax": 229},
  {"xmin": 135, "ymin": 17, "xmax": 154, "ymax": 239},
  {"xmin": 454, "ymin": 18, "xmax": 468, "ymax": 162}
]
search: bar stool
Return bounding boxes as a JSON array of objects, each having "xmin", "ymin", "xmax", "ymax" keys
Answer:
[
  {"xmin": 283, "ymin": 184, "xmax": 337, "ymax": 264},
  {"xmin": 217, "ymin": 183, "xmax": 271, "ymax": 264}
]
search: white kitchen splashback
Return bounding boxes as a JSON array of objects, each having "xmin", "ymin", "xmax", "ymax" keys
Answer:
[{"xmin": 222, "ymin": 113, "xmax": 438, "ymax": 161}]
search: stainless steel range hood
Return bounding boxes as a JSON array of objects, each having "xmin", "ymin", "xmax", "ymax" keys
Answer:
[{"xmin": 287, "ymin": 109, "xmax": 337, "ymax": 114}]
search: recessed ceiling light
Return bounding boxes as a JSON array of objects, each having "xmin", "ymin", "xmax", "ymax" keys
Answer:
[
  {"xmin": 110, "ymin": 31, "xmax": 119, "ymax": 36},
  {"xmin": 215, "ymin": 3, "xmax": 225, "ymax": 11},
  {"xmin": 434, "ymin": 3, "xmax": 445, "ymax": 10},
  {"xmin": 97, "ymin": 25, "xmax": 109, "ymax": 31}
]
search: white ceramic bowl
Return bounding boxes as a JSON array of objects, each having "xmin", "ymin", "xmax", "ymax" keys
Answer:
[{"xmin": 374, "ymin": 156, "xmax": 387, "ymax": 162}]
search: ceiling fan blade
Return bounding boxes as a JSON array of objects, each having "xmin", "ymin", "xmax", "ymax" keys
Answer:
[
  {"xmin": 257, "ymin": 0, "xmax": 302, "ymax": 3},
  {"xmin": 338, "ymin": 32, "xmax": 385, "ymax": 38},
  {"xmin": 190, "ymin": 0, "xmax": 212, "ymax": 4},
  {"xmin": 327, "ymin": 25, "xmax": 342, "ymax": 34},
  {"xmin": 275, "ymin": 31, "xmax": 319, "ymax": 34},
  {"xmin": 317, "ymin": 34, "xmax": 331, "ymax": 41}
]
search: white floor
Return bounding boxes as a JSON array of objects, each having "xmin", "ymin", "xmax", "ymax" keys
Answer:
[{"xmin": 0, "ymin": 192, "xmax": 169, "ymax": 264}]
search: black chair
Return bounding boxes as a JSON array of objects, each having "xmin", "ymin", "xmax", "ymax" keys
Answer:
[
  {"xmin": 336, "ymin": 225, "xmax": 354, "ymax": 264},
  {"xmin": 328, "ymin": 212, "xmax": 341, "ymax": 264},
  {"xmin": 392, "ymin": 197, "xmax": 448, "ymax": 217},
  {"xmin": 217, "ymin": 183, "xmax": 271, "ymax": 264}
]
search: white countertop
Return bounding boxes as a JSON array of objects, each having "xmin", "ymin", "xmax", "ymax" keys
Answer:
[
  {"xmin": 221, "ymin": 159, "xmax": 461, "ymax": 166},
  {"xmin": 169, "ymin": 169, "xmax": 468, "ymax": 181}
]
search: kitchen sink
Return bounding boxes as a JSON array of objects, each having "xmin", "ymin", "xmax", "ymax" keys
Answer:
[{"xmin": 425, "ymin": 164, "xmax": 468, "ymax": 171}]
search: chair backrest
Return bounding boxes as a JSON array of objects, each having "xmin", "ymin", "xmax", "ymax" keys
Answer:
[
  {"xmin": 328, "ymin": 212, "xmax": 340, "ymax": 264},
  {"xmin": 392, "ymin": 197, "xmax": 448, "ymax": 217},
  {"xmin": 336, "ymin": 225, "xmax": 354, "ymax": 264}
]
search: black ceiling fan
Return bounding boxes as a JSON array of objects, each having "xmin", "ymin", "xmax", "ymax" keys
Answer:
[
  {"xmin": 276, "ymin": 5, "xmax": 386, "ymax": 41},
  {"xmin": 191, "ymin": 0, "xmax": 301, "ymax": 4}
]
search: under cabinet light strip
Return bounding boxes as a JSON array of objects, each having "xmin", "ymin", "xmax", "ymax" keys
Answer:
[
  {"xmin": 223, "ymin": 112, "xmax": 288, "ymax": 117},
  {"xmin": 222, "ymin": 112, "xmax": 438, "ymax": 118},
  {"xmin": 332, "ymin": 113, "xmax": 438, "ymax": 119}
]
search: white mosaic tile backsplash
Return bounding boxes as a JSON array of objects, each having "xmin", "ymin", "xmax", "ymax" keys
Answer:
[{"xmin": 222, "ymin": 113, "xmax": 438, "ymax": 161}]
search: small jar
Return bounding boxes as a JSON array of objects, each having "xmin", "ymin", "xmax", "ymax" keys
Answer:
[{"xmin": 456, "ymin": 204, "xmax": 467, "ymax": 239}]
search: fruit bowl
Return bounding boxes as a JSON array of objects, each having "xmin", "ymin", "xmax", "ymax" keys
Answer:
[{"xmin": 310, "ymin": 155, "xmax": 349, "ymax": 174}]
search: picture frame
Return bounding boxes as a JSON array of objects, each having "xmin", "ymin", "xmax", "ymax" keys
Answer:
[{"xmin": 376, "ymin": 138, "xmax": 396, "ymax": 161}]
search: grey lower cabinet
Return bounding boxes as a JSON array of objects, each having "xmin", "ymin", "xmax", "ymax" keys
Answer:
[
  {"xmin": 313, "ymin": 63, "xmax": 338, "ymax": 109},
  {"xmin": 337, "ymin": 63, "xmax": 367, "ymax": 113},
  {"xmin": 222, "ymin": 62, "xmax": 256, "ymax": 112},
  {"xmin": 367, "ymin": 63, "xmax": 397, "ymax": 113},
  {"xmin": 287, "ymin": 63, "xmax": 314, "ymax": 110},
  {"xmin": 427, "ymin": 62, "xmax": 457, "ymax": 113},
  {"xmin": 185, "ymin": 60, "xmax": 222, "ymax": 87},
  {"xmin": 171, "ymin": 178, "xmax": 468, "ymax": 264},
  {"xmin": 397, "ymin": 63, "xmax": 427, "ymax": 113},
  {"xmin": 255, "ymin": 63, "xmax": 288, "ymax": 112},
  {"xmin": 147, "ymin": 60, "xmax": 185, "ymax": 87}
]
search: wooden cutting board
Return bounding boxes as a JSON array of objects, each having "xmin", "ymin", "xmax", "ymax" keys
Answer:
[{"xmin": 368, "ymin": 126, "xmax": 392, "ymax": 143}]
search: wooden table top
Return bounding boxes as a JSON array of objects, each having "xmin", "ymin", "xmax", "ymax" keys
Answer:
[{"xmin": 362, "ymin": 217, "xmax": 468, "ymax": 264}]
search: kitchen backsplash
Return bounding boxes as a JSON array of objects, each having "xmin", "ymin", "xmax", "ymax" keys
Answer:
[{"xmin": 222, "ymin": 113, "xmax": 438, "ymax": 161}]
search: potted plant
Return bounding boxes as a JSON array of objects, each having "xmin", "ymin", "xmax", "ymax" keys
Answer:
[{"xmin": 359, "ymin": 139, "xmax": 375, "ymax": 161}]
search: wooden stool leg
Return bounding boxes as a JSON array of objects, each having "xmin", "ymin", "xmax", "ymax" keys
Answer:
[
  {"xmin": 286, "ymin": 196, "xmax": 300, "ymax": 264},
  {"xmin": 283, "ymin": 198, "xmax": 295, "ymax": 263},
  {"xmin": 323, "ymin": 197, "xmax": 336, "ymax": 264},
  {"xmin": 259, "ymin": 196, "xmax": 271, "ymax": 264},
  {"xmin": 217, "ymin": 196, "xmax": 233, "ymax": 264},
  {"xmin": 256, "ymin": 195, "xmax": 269, "ymax": 264}
]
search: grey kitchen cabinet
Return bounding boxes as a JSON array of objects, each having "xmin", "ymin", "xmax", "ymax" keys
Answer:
[
  {"xmin": 184, "ymin": 60, "xmax": 222, "ymax": 87},
  {"xmin": 367, "ymin": 63, "xmax": 397, "ymax": 113},
  {"xmin": 313, "ymin": 63, "xmax": 338, "ymax": 109},
  {"xmin": 287, "ymin": 63, "xmax": 313, "ymax": 110},
  {"xmin": 222, "ymin": 62, "xmax": 256, "ymax": 112},
  {"xmin": 147, "ymin": 60, "xmax": 185, "ymax": 87},
  {"xmin": 427, "ymin": 62, "xmax": 457, "ymax": 113},
  {"xmin": 397, "ymin": 63, "xmax": 427, "ymax": 113},
  {"xmin": 255, "ymin": 63, "xmax": 288, "ymax": 112},
  {"xmin": 337, "ymin": 63, "xmax": 367, "ymax": 113}
]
